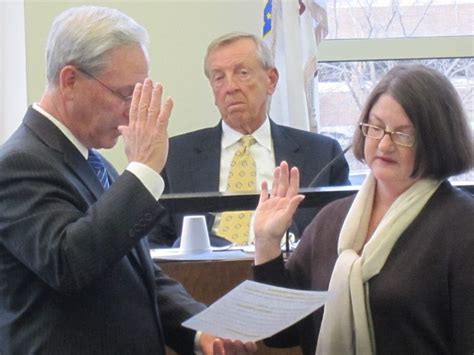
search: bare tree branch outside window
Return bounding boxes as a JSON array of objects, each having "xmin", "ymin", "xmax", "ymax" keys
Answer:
[{"xmin": 316, "ymin": 0, "xmax": 473, "ymax": 182}]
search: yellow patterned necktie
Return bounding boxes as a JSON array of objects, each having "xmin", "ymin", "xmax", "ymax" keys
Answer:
[{"xmin": 217, "ymin": 135, "xmax": 256, "ymax": 245}]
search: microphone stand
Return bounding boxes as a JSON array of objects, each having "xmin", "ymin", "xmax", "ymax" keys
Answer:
[
  {"xmin": 283, "ymin": 144, "xmax": 352, "ymax": 256},
  {"xmin": 308, "ymin": 144, "xmax": 352, "ymax": 187},
  {"xmin": 285, "ymin": 229, "xmax": 290, "ymax": 255}
]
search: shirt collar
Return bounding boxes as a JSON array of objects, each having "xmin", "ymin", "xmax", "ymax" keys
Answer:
[
  {"xmin": 221, "ymin": 117, "xmax": 272, "ymax": 151},
  {"xmin": 32, "ymin": 103, "xmax": 89, "ymax": 159}
]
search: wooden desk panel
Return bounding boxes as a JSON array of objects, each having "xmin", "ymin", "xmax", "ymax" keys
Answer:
[
  {"xmin": 161, "ymin": 259, "xmax": 253, "ymax": 305},
  {"xmin": 159, "ymin": 258, "xmax": 302, "ymax": 355}
]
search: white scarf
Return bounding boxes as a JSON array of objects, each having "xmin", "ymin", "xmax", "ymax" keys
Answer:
[{"xmin": 316, "ymin": 173, "xmax": 441, "ymax": 355}]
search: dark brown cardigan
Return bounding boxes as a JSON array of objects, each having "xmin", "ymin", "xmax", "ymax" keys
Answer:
[{"xmin": 254, "ymin": 181, "xmax": 474, "ymax": 355}]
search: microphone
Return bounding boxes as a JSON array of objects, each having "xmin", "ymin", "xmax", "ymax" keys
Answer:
[
  {"xmin": 282, "ymin": 143, "xmax": 351, "ymax": 254},
  {"xmin": 307, "ymin": 144, "xmax": 352, "ymax": 187}
]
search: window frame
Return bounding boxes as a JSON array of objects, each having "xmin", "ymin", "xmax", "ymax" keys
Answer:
[{"xmin": 317, "ymin": 28, "xmax": 473, "ymax": 183}]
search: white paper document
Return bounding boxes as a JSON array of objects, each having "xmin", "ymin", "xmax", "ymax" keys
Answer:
[
  {"xmin": 182, "ymin": 280, "xmax": 327, "ymax": 342},
  {"xmin": 150, "ymin": 248, "xmax": 253, "ymax": 261}
]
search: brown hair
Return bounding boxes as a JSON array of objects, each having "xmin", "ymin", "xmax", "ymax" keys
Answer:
[{"xmin": 353, "ymin": 64, "xmax": 473, "ymax": 179}]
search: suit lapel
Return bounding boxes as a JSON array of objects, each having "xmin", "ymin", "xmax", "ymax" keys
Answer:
[
  {"xmin": 271, "ymin": 120, "xmax": 305, "ymax": 169},
  {"xmin": 190, "ymin": 123, "xmax": 222, "ymax": 192},
  {"xmin": 64, "ymin": 149, "xmax": 106, "ymax": 200},
  {"xmin": 23, "ymin": 108, "xmax": 105, "ymax": 200}
]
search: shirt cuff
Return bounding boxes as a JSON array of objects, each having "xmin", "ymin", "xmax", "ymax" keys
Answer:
[
  {"xmin": 194, "ymin": 331, "xmax": 203, "ymax": 354},
  {"xmin": 126, "ymin": 162, "xmax": 164, "ymax": 200}
]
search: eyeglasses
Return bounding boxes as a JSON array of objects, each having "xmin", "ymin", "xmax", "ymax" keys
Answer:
[
  {"xmin": 77, "ymin": 68, "xmax": 133, "ymax": 104},
  {"xmin": 359, "ymin": 123, "xmax": 415, "ymax": 147}
]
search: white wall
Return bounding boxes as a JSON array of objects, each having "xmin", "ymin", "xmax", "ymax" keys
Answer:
[{"xmin": 1, "ymin": 1, "xmax": 27, "ymax": 144}]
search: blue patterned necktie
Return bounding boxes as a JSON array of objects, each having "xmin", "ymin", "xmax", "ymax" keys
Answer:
[{"xmin": 87, "ymin": 149, "xmax": 110, "ymax": 190}]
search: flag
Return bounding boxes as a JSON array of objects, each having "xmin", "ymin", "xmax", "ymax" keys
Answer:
[{"xmin": 263, "ymin": 0, "xmax": 328, "ymax": 132}]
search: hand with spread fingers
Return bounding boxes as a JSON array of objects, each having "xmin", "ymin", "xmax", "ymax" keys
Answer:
[
  {"xmin": 254, "ymin": 161, "xmax": 305, "ymax": 265},
  {"xmin": 118, "ymin": 78, "xmax": 173, "ymax": 173}
]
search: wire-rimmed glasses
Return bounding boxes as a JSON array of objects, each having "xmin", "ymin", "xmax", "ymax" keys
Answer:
[
  {"xmin": 359, "ymin": 123, "xmax": 415, "ymax": 147},
  {"xmin": 77, "ymin": 68, "xmax": 133, "ymax": 104}
]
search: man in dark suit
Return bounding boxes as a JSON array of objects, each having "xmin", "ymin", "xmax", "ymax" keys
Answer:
[
  {"xmin": 0, "ymin": 6, "xmax": 255, "ymax": 355},
  {"xmin": 150, "ymin": 33, "xmax": 350, "ymax": 248}
]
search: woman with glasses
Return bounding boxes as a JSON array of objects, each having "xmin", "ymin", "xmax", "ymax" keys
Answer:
[{"xmin": 253, "ymin": 65, "xmax": 473, "ymax": 355}]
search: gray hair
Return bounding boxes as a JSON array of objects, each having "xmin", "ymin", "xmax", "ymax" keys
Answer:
[
  {"xmin": 204, "ymin": 32, "xmax": 275, "ymax": 78},
  {"xmin": 46, "ymin": 6, "xmax": 149, "ymax": 86}
]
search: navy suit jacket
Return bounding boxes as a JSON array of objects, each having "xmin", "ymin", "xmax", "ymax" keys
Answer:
[
  {"xmin": 0, "ymin": 107, "xmax": 205, "ymax": 354},
  {"xmin": 151, "ymin": 120, "xmax": 350, "ymax": 247}
]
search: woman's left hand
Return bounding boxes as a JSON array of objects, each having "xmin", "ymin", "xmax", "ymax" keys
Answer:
[{"xmin": 254, "ymin": 161, "xmax": 305, "ymax": 265}]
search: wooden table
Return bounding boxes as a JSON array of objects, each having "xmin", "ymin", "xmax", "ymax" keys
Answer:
[{"xmin": 159, "ymin": 258, "xmax": 302, "ymax": 355}]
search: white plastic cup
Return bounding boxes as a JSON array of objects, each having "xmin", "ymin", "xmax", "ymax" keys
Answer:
[{"xmin": 180, "ymin": 215, "xmax": 211, "ymax": 253}]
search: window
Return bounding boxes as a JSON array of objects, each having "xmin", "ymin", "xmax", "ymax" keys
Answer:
[
  {"xmin": 316, "ymin": 1, "xmax": 473, "ymax": 183},
  {"xmin": 326, "ymin": 0, "xmax": 473, "ymax": 39}
]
